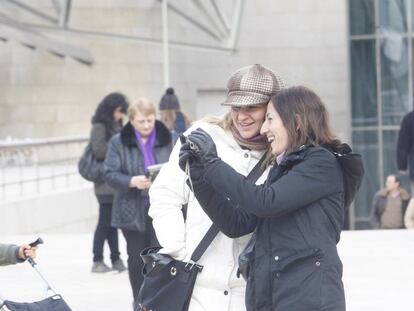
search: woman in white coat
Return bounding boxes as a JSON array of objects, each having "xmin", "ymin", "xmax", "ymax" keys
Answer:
[{"xmin": 149, "ymin": 64, "xmax": 285, "ymax": 310}]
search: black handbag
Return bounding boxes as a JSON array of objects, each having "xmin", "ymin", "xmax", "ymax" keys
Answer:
[
  {"xmin": 78, "ymin": 143, "xmax": 104, "ymax": 183},
  {"xmin": 136, "ymin": 224, "xmax": 219, "ymax": 311}
]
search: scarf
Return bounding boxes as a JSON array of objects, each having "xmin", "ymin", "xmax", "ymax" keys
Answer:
[
  {"xmin": 230, "ymin": 125, "xmax": 269, "ymax": 151},
  {"xmin": 134, "ymin": 127, "xmax": 157, "ymax": 171}
]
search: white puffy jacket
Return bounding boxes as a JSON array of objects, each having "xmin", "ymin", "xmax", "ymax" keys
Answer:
[{"xmin": 149, "ymin": 121, "xmax": 270, "ymax": 311}]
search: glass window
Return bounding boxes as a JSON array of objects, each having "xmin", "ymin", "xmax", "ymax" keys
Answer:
[
  {"xmin": 351, "ymin": 40, "xmax": 378, "ymax": 126},
  {"xmin": 381, "ymin": 38, "xmax": 409, "ymax": 125},
  {"xmin": 379, "ymin": 0, "xmax": 407, "ymax": 33},
  {"xmin": 349, "ymin": 0, "xmax": 376, "ymax": 35},
  {"xmin": 352, "ymin": 130, "xmax": 379, "ymax": 228}
]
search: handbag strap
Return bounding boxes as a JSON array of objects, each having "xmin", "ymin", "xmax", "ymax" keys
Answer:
[{"xmin": 190, "ymin": 153, "xmax": 268, "ymax": 263}]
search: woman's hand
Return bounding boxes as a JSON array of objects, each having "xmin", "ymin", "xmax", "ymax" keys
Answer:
[
  {"xmin": 187, "ymin": 128, "xmax": 219, "ymax": 165},
  {"xmin": 129, "ymin": 175, "xmax": 152, "ymax": 189},
  {"xmin": 18, "ymin": 244, "xmax": 37, "ymax": 260},
  {"xmin": 179, "ymin": 142, "xmax": 204, "ymax": 180}
]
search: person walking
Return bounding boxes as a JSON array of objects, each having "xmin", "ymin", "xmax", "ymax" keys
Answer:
[
  {"xmin": 397, "ymin": 109, "xmax": 414, "ymax": 194},
  {"xmin": 104, "ymin": 98, "xmax": 172, "ymax": 308},
  {"xmin": 371, "ymin": 174, "xmax": 410, "ymax": 229},
  {"xmin": 180, "ymin": 86, "xmax": 364, "ymax": 311},
  {"xmin": 159, "ymin": 87, "xmax": 191, "ymax": 144},
  {"xmin": 149, "ymin": 64, "xmax": 285, "ymax": 310},
  {"xmin": 90, "ymin": 92, "xmax": 128, "ymax": 273}
]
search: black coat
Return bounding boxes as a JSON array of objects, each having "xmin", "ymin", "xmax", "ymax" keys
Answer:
[
  {"xmin": 192, "ymin": 146, "xmax": 361, "ymax": 311},
  {"xmin": 397, "ymin": 110, "xmax": 414, "ymax": 180},
  {"xmin": 104, "ymin": 121, "xmax": 172, "ymax": 231},
  {"xmin": 90, "ymin": 121, "xmax": 122, "ymax": 202}
]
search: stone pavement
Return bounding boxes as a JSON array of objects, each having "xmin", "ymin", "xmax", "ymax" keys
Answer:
[{"xmin": 1, "ymin": 230, "xmax": 414, "ymax": 311}]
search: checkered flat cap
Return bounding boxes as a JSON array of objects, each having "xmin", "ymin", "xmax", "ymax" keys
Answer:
[{"xmin": 223, "ymin": 64, "xmax": 285, "ymax": 106}]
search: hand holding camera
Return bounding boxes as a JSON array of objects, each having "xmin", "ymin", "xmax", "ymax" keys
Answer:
[{"xmin": 178, "ymin": 128, "xmax": 219, "ymax": 181}]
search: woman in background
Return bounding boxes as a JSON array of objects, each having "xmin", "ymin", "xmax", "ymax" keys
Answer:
[
  {"xmin": 90, "ymin": 92, "xmax": 128, "ymax": 273},
  {"xmin": 104, "ymin": 98, "xmax": 172, "ymax": 309},
  {"xmin": 159, "ymin": 87, "xmax": 191, "ymax": 143}
]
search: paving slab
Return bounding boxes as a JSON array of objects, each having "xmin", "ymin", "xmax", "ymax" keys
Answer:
[{"xmin": 1, "ymin": 230, "xmax": 413, "ymax": 311}]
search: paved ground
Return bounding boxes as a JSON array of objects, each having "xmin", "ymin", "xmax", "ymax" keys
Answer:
[{"xmin": 1, "ymin": 230, "xmax": 413, "ymax": 311}]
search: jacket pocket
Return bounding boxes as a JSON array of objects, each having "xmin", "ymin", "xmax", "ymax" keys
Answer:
[{"xmin": 271, "ymin": 249, "xmax": 324, "ymax": 310}]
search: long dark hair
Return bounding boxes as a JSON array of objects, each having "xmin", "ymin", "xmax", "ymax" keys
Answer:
[
  {"xmin": 91, "ymin": 92, "xmax": 129, "ymax": 126},
  {"xmin": 270, "ymin": 86, "xmax": 342, "ymax": 154}
]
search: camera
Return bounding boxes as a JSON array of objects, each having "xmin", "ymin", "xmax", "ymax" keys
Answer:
[{"xmin": 179, "ymin": 134, "xmax": 199, "ymax": 152}]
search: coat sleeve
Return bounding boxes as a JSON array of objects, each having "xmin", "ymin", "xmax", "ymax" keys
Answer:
[
  {"xmin": 203, "ymin": 149, "xmax": 342, "ymax": 218},
  {"xmin": 148, "ymin": 140, "xmax": 190, "ymax": 260},
  {"xmin": 191, "ymin": 179, "xmax": 257, "ymax": 238},
  {"xmin": 397, "ymin": 114, "xmax": 413, "ymax": 171},
  {"xmin": 104, "ymin": 137, "xmax": 133, "ymax": 193},
  {"xmin": 90, "ymin": 123, "xmax": 107, "ymax": 160},
  {"xmin": 404, "ymin": 199, "xmax": 414, "ymax": 229},
  {"xmin": 0, "ymin": 244, "xmax": 21, "ymax": 266}
]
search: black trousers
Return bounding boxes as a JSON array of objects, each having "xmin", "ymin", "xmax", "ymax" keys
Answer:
[
  {"xmin": 92, "ymin": 202, "xmax": 120, "ymax": 263},
  {"xmin": 122, "ymin": 216, "xmax": 159, "ymax": 302}
]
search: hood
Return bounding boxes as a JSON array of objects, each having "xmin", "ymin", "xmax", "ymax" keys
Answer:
[{"xmin": 333, "ymin": 144, "xmax": 365, "ymax": 210}]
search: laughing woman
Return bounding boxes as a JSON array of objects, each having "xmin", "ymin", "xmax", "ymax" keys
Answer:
[{"xmin": 179, "ymin": 86, "xmax": 364, "ymax": 311}]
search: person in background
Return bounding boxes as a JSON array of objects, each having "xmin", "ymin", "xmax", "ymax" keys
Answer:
[
  {"xmin": 159, "ymin": 87, "xmax": 191, "ymax": 143},
  {"xmin": 372, "ymin": 174, "xmax": 410, "ymax": 229},
  {"xmin": 90, "ymin": 92, "xmax": 128, "ymax": 273},
  {"xmin": 0, "ymin": 243, "xmax": 37, "ymax": 266},
  {"xmin": 179, "ymin": 86, "xmax": 363, "ymax": 311},
  {"xmin": 404, "ymin": 198, "xmax": 414, "ymax": 228},
  {"xmin": 149, "ymin": 64, "xmax": 285, "ymax": 311},
  {"xmin": 397, "ymin": 109, "xmax": 414, "ymax": 194},
  {"xmin": 104, "ymin": 98, "xmax": 172, "ymax": 309}
]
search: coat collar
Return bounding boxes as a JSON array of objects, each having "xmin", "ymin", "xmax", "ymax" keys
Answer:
[
  {"xmin": 378, "ymin": 187, "xmax": 410, "ymax": 200},
  {"xmin": 120, "ymin": 120, "xmax": 172, "ymax": 148}
]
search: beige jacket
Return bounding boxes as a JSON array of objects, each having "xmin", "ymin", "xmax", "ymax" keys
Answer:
[{"xmin": 404, "ymin": 199, "xmax": 414, "ymax": 228}]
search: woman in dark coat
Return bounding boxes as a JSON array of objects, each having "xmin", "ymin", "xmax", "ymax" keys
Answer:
[
  {"xmin": 179, "ymin": 86, "xmax": 364, "ymax": 311},
  {"xmin": 90, "ymin": 92, "xmax": 128, "ymax": 273},
  {"xmin": 104, "ymin": 97, "xmax": 172, "ymax": 308}
]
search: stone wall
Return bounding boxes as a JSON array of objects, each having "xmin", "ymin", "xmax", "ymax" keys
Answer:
[{"xmin": 0, "ymin": 0, "xmax": 350, "ymax": 141}]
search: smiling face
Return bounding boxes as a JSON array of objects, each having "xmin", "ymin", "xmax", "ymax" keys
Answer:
[
  {"xmin": 230, "ymin": 104, "xmax": 267, "ymax": 139},
  {"xmin": 260, "ymin": 102, "xmax": 289, "ymax": 156}
]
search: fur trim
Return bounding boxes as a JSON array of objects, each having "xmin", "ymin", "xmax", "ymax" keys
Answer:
[{"xmin": 120, "ymin": 120, "xmax": 171, "ymax": 147}]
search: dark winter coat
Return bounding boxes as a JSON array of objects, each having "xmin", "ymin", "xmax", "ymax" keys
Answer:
[
  {"xmin": 104, "ymin": 121, "xmax": 172, "ymax": 231},
  {"xmin": 192, "ymin": 146, "xmax": 362, "ymax": 311},
  {"xmin": 90, "ymin": 121, "xmax": 122, "ymax": 203},
  {"xmin": 397, "ymin": 110, "xmax": 414, "ymax": 180}
]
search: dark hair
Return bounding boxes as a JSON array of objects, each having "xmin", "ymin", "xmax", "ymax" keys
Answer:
[
  {"xmin": 389, "ymin": 174, "xmax": 401, "ymax": 185},
  {"xmin": 91, "ymin": 92, "xmax": 129, "ymax": 126},
  {"xmin": 270, "ymin": 86, "xmax": 342, "ymax": 154}
]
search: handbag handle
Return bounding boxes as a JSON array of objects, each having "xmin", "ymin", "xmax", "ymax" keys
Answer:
[{"xmin": 190, "ymin": 153, "xmax": 268, "ymax": 263}]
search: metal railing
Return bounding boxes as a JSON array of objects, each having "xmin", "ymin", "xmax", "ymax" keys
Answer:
[{"xmin": 0, "ymin": 136, "xmax": 89, "ymax": 201}]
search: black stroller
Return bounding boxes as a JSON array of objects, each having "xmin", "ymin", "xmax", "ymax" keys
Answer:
[{"xmin": 0, "ymin": 238, "xmax": 72, "ymax": 311}]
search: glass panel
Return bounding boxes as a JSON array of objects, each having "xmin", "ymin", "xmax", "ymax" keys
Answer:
[
  {"xmin": 379, "ymin": 0, "xmax": 407, "ymax": 33},
  {"xmin": 352, "ymin": 130, "xmax": 379, "ymax": 229},
  {"xmin": 351, "ymin": 40, "xmax": 378, "ymax": 126},
  {"xmin": 381, "ymin": 38, "xmax": 409, "ymax": 125},
  {"xmin": 349, "ymin": 0, "xmax": 375, "ymax": 35}
]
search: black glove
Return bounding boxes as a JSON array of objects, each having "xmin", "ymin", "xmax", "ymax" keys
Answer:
[
  {"xmin": 179, "ymin": 141, "xmax": 204, "ymax": 180},
  {"xmin": 187, "ymin": 128, "xmax": 219, "ymax": 166}
]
